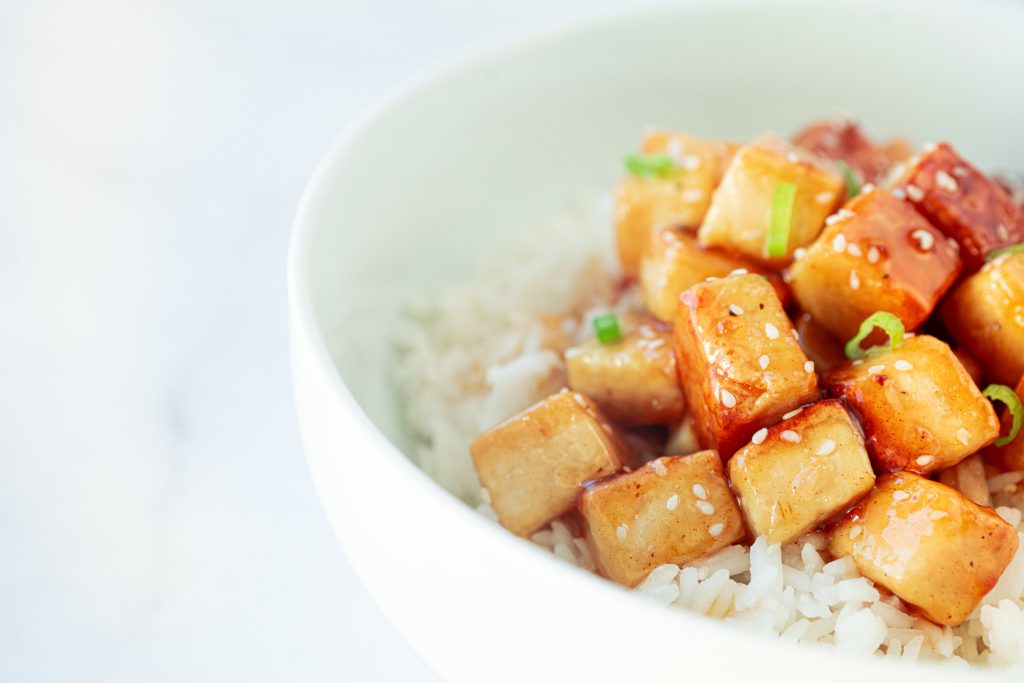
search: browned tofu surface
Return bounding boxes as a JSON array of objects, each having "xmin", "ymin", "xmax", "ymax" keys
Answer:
[
  {"xmin": 615, "ymin": 132, "xmax": 736, "ymax": 276},
  {"xmin": 674, "ymin": 273, "xmax": 819, "ymax": 458},
  {"xmin": 789, "ymin": 189, "xmax": 961, "ymax": 342},
  {"xmin": 729, "ymin": 400, "xmax": 874, "ymax": 543},
  {"xmin": 942, "ymin": 251, "xmax": 1024, "ymax": 386},
  {"xmin": 894, "ymin": 142, "xmax": 1024, "ymax": 271},
  {"xmin": 579, "ymin": 451, "xmax": 745, "ymax": 586},
  {"xmin": 983, "ymin": 374, "xmax": 1024, "ymax": 472},
  {"xmin": 829, "ymin": 472, "xmax": 1019, "ymax": 626},
  {"xmin": 824, "ymin": 335, "xmax": 999, "ymax": 475},
  {"xmin": 470, "ymin": 391, "xmax": 624, "ymax": 536},
  {"xmin": 793, "ymin": 312, "xmax": 845, "ymax": 373},
  {"xmin": 791, "ymin": 118, "xmax": 896, "ymax": 185},
  {"xmin": 698, "ymin": 138, "xmax": 844, "ymax": 265},
  {"xmin": 566, "ymin": 324, "xmax": 685, "ymax": 426}
]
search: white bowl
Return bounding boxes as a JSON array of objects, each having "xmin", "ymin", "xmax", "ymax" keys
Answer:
[{"xmin": 289, "ymin": 2, "xmax": 1024, "ymax": 680}]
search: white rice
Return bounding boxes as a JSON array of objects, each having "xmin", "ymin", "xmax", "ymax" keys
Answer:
[{"xmin": 394, "ymin": 198, "xmax": 1024, "ymax": 669}]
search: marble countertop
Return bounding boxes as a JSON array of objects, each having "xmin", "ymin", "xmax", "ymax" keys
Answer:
[{"xmin": 0, "ymin": 0, "xmax": 661, "ymax": 679}]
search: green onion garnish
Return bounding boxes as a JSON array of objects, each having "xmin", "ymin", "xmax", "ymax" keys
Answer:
[
  {"xmin": 625, "ymin": 153, "xmax": 680, "ymax": 179},
  {"xmin": 766, "ymin": 182, "xmax": 797, "ymax": 258},
  {"xmin": 844, "ymin": 311, "xmax": 905, "ymax": 359},
  {"xmin": 593, "ymin": 314, "xmax": 621, "ymax": 344},
  {"xmin": 986, "ymin": 243, "xmax": 1024, "ymax": 262},
  {"xmin": 983, "ymin": 384, "xmax": 1023, "ymax": 447},
  {"xmin": 837, "ymin": 160, "xmax": 861, "ymax": 198}
]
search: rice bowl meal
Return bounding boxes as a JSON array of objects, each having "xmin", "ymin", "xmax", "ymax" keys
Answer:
[{"xmin": 397, "ymin": 117, "xmax": 1024, "ymax": 668}]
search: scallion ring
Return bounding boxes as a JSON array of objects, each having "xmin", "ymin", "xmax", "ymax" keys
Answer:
[{"xmin": 844, "ymin": 311, "xmax": 905, "ymax": 359}]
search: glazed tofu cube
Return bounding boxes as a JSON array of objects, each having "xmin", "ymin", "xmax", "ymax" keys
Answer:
[
  {"xmin": 565, "ymin": 324, "xmax": 685, "ymax": 425},
  {"xmin": 578, "ymin": 451, "xmax": 745, "ymax": 586},
  {"xmin": 937, "ymin": 454, "xmax": 991, "ymax": 507},
  {"xmin": 941, "ymin": 251, "xmax": 1024, "ymax": 386},
  {"xmin": 894, "ymin": 142, "xmax": 1024, "ymax": 270},
  {"xmin": 794, "ymin": 312, "xmax": 845, "ymax": 373},
  {"xmin": 983, "ymin": 374, "xmax": 1024, "ymax": 472},
  {"xmin": 615, "ymin": 132, "xmax": 737, "ymax": 276},
  {"xmin": 470, "ymin": 391, "xmax": 624, "ymax": 536},
  {"xmin": 824, "ymin": 335, "xmax": 1000, "ymax": 475},
  {"xmin": 698, "ymin": 137, "xmax": 844, "ymax": 265},
  {"xmin": 674, "ymin": 273, "xmax": 819, "ymax": 458},
  {"xmin": 792, "ymin": 117, "xmax": 896, "ymax": 185},
  {"xmin": 729, "ymin": 400, "xmax": 875, "ymax": 543},
  {"xmin": 789, "ymin": 188, "xmax": 961, "ymax": 342},
  {"xmin": 829, "ymin": 473, "xmax": 1018, "ymax": 626}
]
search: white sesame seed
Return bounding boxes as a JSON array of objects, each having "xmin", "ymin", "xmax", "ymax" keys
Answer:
[
  {"xmin": 936, "ymin": 171, "xmax": 959, "ymax": 192},
  {"xmin": 930, "ymin": 510, "xmax": 948, "ymax": 520},
  {"xmin": 759, "ymin": 354, "xmax": 770, "ymax": 369},
  {"xmin": 708, "ymin": 523, "xmax": 725, "ymax": 538},
  {"xmin": 730, "ymin": 268, "xmax": 749, "ymax": 276},
  {"xmin": 765, "ymin": 323, "xmax": 780, "ymax": 340},
  {"xmin": 729, "ymin": 304, "xmax": 744, "ymax": 315},
  {"xmin": 616, "ymin": 524, "xmax": 629, "ymax": 541},
  {"xmin": 787, "ymin": 151, "xmax": 800, "ymax": 163},
  {"xmin": 832, "ymin": 233, "xmax": 848, "ymax": 252},
  {"xmin": 815, "ymin": 191, "xmax": 833, "ymax": 204},
  {"xmin": 867, "ymin": 246, "xmax": 881, "ymax": 263},
  {"xmin": 682, "ymin": 154, "xmax": 702, "ymax": 171},
  {"xmin": 894, "ymin": 360, "xmax": 913, "ymax": 371},
  {"xmin": 849, "ymin": 526, "xmax": 862, "ymax": 540},
  {"xmin": 861, "ymin": 183, "xmax": 876, "ymax": 194},
  {"xmin": 720, "ymin": 389, "xmax": 737, "ymax": 408},
  {"xmin": 666, "ymin": 494, "xmax": 679, "ymax": 511},
  {"xmin": 998, "ymin": 223, "xmax": 1010, "ymax": 240},
  {"xmin": 682, "ymin": 188, "xmax": 705, "ymax": 202},
  {"xmin": 891, "ymin": 187, "xmax": 907, "ymax": 200},
  {"xmin": 667, "ymin": 138, "xmax": 684, "ymax": 159},
  {"xmin": 915, "ymin": 455, "xmax": 935, "ymax": 467},
  {"xmin": 957, "ymin": 428, "xmax": 970, "ymax": 446},
  {"xmin": 692, "ymin": 483, "xmax": 708, "ymax": 500},
  {"xmin": 804, "ymin": 360, "xmax": 815, "ymax": 373},
  {"xmin": 573, "ymin": 393, "xmax": 589, "ymax": 409},
  {"xmin": 911, "ymin": 229, "xmax": 934, "ymax": 251},
  {"xmin": 892, "ymin": 490, "xmax": 910, "ymax": 502},
  {"xmin": 652, "ymin": 460, "xmax": 668, "ymax": 476},
  {"xmin": 783, "ymin": 408, "xmax": 803, "ymax": 420},
  {"xmin": 852, "ymin": 359, "xmax": 864, "ymax": 366},
  {"xmin": 947, "ymin": 237, "xmax": 960, "ymax": 251},
  {"xmin": 696, "ymin": 501, "xmax": 715, "ymax": 515},
  {"xmin": 792, "ymin": 329, "xmax": 800, "ymax": 341},
  {"xmin": 781, "ymin": 430, "xmax": 801, "ymax": 443},
  {"xmin": 923, "ymin": 142, "xmax": 937, "ymax": 153},
  {"xmin": 847, "ymin": 243, "xmax": 863, "ymax": 257},
  {"xmin": 816, "ymin": 439, "xmax": 836, "ymax": 455},
  {"xmin": 953, "ymin": 165, "xmax": 969, "ymax": 178},
  {"xmin": 751, "ymin": 428, "xmax": 768, "ymax": 445},
  {"xmin": 868, "ymin": 364, "xmax": 885, "ymax": 374},
  {"xmin": 849, "ymin": 270, "xmax": 860, "ymax": 290},
  {"xmin": 906, "ymin": 184, "xmax": 924, "ymax": 202},
  {"xmin": 793, "ymin": 247, "xmax": 807, "ymax": 261}
]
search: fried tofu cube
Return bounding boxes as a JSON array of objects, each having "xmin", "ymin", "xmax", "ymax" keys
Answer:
[
  {"xmin": 578, "ymin": 451, "xmax": 745, "ymax": 586},
  {"xmin": 615, "ymin": 132, "xmax": 737, "ymax": 276},
  {"xmin": 941, "ymin": 251, "xmax": 1024, "ymax": 386},
  {"xmin": 470, "ymin": 391, "xmax": 624, "ymax": 536},
  {"xmin": 792, "ymin": 118, "xmax": 896, "ymax": 185},
  {"xmin": 698, "ymin": 137, "xmax": 844, "ymax": 265},
  {"xmin": 894, "ymin": 142, "xmax": 1024, "ymax": 270},
  {"xmin": 823, "ymin": 335, "xmax": 1000, "ymax": 475},
  {"xmin": 789, "ymin": 188, "xmax": 961, "ymax": 342},
  {"xmin": 565, "ymin": 325, "xmax": 685, "ymax": 425},
  {"xmin": 729, "ymin": 400, "xmax": 874, "ymax": 543},
  {"xmin": 983, "ymin": 374, "xmax": 1024, "ymax": 472},
  {"xmin": 674, "ymin": 273, "xmax": 819, "ymax": 458},
  {"xmin": 937, "ymin": 454, "xmax": 992, "ymax": 507},
  {"xmin": 829, "ymin": 472, "xmax": 1019, "ymax": 626},
  {"xmin": 793, "ymin": 312, "xmax": 845, "ymax": 373}
]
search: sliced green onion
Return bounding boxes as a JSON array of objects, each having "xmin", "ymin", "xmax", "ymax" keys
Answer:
[
  {"xmin": 593, "ymin": 314, "xmax": 621, "ymax": 344},
  {"xmin": 625, "ymin": 153, "xmax": 680, "ymax": 178},
  {"xmin": 766, "ymin": 182, "xmax": 797, "ymax": 258},
  {"xmin": 844, "ymin": 311, "xmax": 905, "ymax": 359},
  {"xmin": 983, "ymin": 384, "xmax": 1023, "ymax": 447},
  {"xmin": 986, "ymin": 243, "xmax": 1024, "ymax": 262},
  {"xmin": 837, "ymin": 160, "xmax": 861, "ymax": 198}
]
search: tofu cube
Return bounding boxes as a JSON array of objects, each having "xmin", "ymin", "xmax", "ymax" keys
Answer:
[
  {"xmin": 792, "ymin": 118, "xmax": 897, "ymax": 185},
  {"xmin": 823, "ymin": 335, "xmax": 1000, "ymax": 475},
  {"xmin": 789, "ymin": 188, "xmax": 962, "ymax": 342},
  {"xmin": 565, "ymin": 324, "xmax": 685, "ymax": 425},
  {"xmin": 615, "ymin": 132, "xmax": 736, "ymax": 276},
  {"xmin": 794, "ymin": 311, "xmax": 845, "ymax": 373},
  {"xmin": 698, "ymin": 137, "xmax": 844, "ymax": 265},
  {"xmin": 829, "ymin": 472, "xmax": 1019, "ymax": 626},
  {"xmin": 674, "ymin": 273, "xmax": 820, "ymax": 458},
  {"xmin": 729, "ymin": 400, "xmax": 875, "ymax": 543},
  {"xmin": 894, "ymin": 142, "xmax": 1024, "ymax": 270},
  {"xmin": 941, "ymin": 251, "xmax": 1024, "ymax": 386},
  {"xmin": 983, "ymin": 374, "xmax": 1024, "ymax": 472},
  {"xmin": 578, "ymin": 451, "xmax": 745, "ymax": 586},
  {"xmin": 470, "ymin": 391, "xmax": 624, "ymax": 536}
]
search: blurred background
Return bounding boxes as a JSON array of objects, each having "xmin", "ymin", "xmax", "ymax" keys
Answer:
[{"xmin": 0, "ymin": 0, "xmax": 663, "ymax": 680}]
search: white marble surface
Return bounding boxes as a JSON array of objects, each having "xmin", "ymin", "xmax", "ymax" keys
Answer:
[{"xmin": 0, "ymin": 0, "xmax": 664, "ymax": 680}]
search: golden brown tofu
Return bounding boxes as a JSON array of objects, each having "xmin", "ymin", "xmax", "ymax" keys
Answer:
[
  {"xmin": 983, "ymin": 374, "xmax": 1024, "ymax": 472},
  {"xmin": 615, "ymin": 132, "xmax": 736, "ymax": 276},
  {"xmin": 791, "ymin": 118, "xmax": 896, "ymax": 185},
  {"xmin": 470, "ymin": 390, "xmax": 624, "ymax": 536},
  {"xmin": 578, "ymin": 451, "xmax": 745, "ymax": 586},
  {"xmin": 674, "ymin": 273, "xmax": 820, "ymax": 458},
  {"xmin": 942, "ymin": 251, "xmax": 1024, "ymax": 386},
  {"xmin": 824, "ymin": 335, "xmax": 1000, "ymax": 475},
  {"xmin": 893, "ymin": 142, "xmax": 1024, "ymax": 271},
  {"xmin": 698, "ymin": 137, "xmax": 844, "ymax": 265},
  {"xmin": 789, "ymin": 189, "xmax": 961, "ymax": 342},
  {"xmin": 793, "ymin": 312, "xmax": 845, "ymax": 373},
  {"xmin": 565, "ymin": 324, "xmax": 685, "ymax": 425},
  {"xmin": 729, "ymin": 400, "xmax": 875, "ymax": 544},
  {"xmin": 829, "ymin": 472, "xmax": 1018, "ymax": 626},
  {"xmin": 937, "ymin": 454, "xmax": 992, "ymax": 507}
]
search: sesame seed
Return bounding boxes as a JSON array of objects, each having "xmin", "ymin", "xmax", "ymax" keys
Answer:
[
  {"xmin": 868, "ymin": 365, "xmax": 885, "ymax": 374},
  {"xmin": 729, "ymin": 304, "xmax": 744, "ymax": 315},
  {"xmin": 783, "ymin": 407, "xmax": 803, "ymax": 420},
  {"xmin": 781, "ymin": 430, "xmax": 801, "ymax": 443},
  {"xmin": 892, "ymin": 490, "xmax": 910, "ymax": 502},
  {"xmin": 696, "ymin": 501, "xmax": 715, "ymax": 515},
  {"xmin": 832, "ymin": 233, "xmax": 848, "ymax": 252},
  {"xmin": 708, "ymin": 523, "xmax": 725, "ymax": 538},
  {"xmin": 936, "ymin": 171, "xmax": 959, "ymax": 192},
  {"xmin": 787, "ymin": 151, "xmax": 800, "ymax": 163},
  {"xmin": 911, "ymin": 229, "xmax": 934, "ymax": 251},
  {"xmin": 804, "ymin": 360, "xmax": 815, "ymax": 373},
  {"xmin": 930, "ymin": 510, "xmax": 948, "ymax": 520},
  {"xmin": 754, "ymin": 354, "xmax": 769, "ymax": 370},
  {"xmin": 793, "ymin": 247, "xmax": 807, "ymax": 261},
  {"xmin": 953, "ymin": 165, "xmax": 969, "ymax": 178},
  {"xmin": 998, "ymin": 223, "xmax": 1010, "ymax": 240},
  {"xmin": 906, "ymin": 184, "xmax": 924, "ymax": 202},
  {"xmin": 751, "ymin": 428, "xmax": 768, "ymax": 445},
  {"xmin": 682, "ymin": 188, "xmax": 705, "ymax": 202},
  {"xmin": 891, "ymin": 187, "xmax": 906, "ymax": 200},
  {"xmin": 957, "ymin": 428, "xmax": 970, "ymax": 446},
  {"xmin": 852, "ymin": 359, "xmax": 864, "ymax": 366},
  {"xmin": 867, "ymin": 246, "xmax": 881, "ymax": 263},
  {"xmin": 849, "ymin": 270, "xmax": 860, "ymax": 290},
  {"xmin": 849, "ymin": 526, "xmax": 862, "ymax": 540},
  {"xmin": 573, "ymin": 394, "xmax": 589, "ymax": 409},
  {"xmin": 616, "ymin": 524, "xmax": 629, "ymax": 541},
  {"xmin": 667, "ymin": 138, "xmax": 684, "ymax": 159},
  {"xmin": 682, "ymin": 155, "xmax": 702, "ymax": 171},
  {"xmin": 947, "ymin": 237, "xmax": 960, "ymax": 251},
  {"xmin": 666, "ymin": 494, "xmax": 679, "ymax": 511},
  {"xmin": 861, "ymin": 183, "xmax": 876, "ymax": 194},
  {"xmin": 923, "ymin": 142, "xmax": 937, "ymax": 153},
  {"xmin": 730, "ymin": 268, "xmax": 749, "ymax": 276},
  {"xmin": 765, "ymin": 323, "xmax": 780, "ymax": 340},
  {"xmin": 792, "ymin": 329, "xmax": 800, "ymax": 341},
  {"xmin": 652, "ymin": 460, "xmax": 668, "ymax": 476},
  {"xmin": 720, "ymin": 389, "xmax": 737, "ymax": 408},
  {"xmin": 816, "ymin": 439, "xmax": 836, "ymax": 455},
  {"xmin": 692, "ymin": 483, "xmax": 708, "ymax": 500},
  {"xmin": 815, "ymin": 191, "xmax": 833, "ymax": 204},
  {"xmin": 915, "ymin": 455, "xmax": 935, "ymax": 467},
  {"xmin": 894, "ymin": 360, "xmax": 913, "ymax": 371},
  {"xmin": 847, "ymin": 243, "xmax": 863, "ymax": 257}
]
